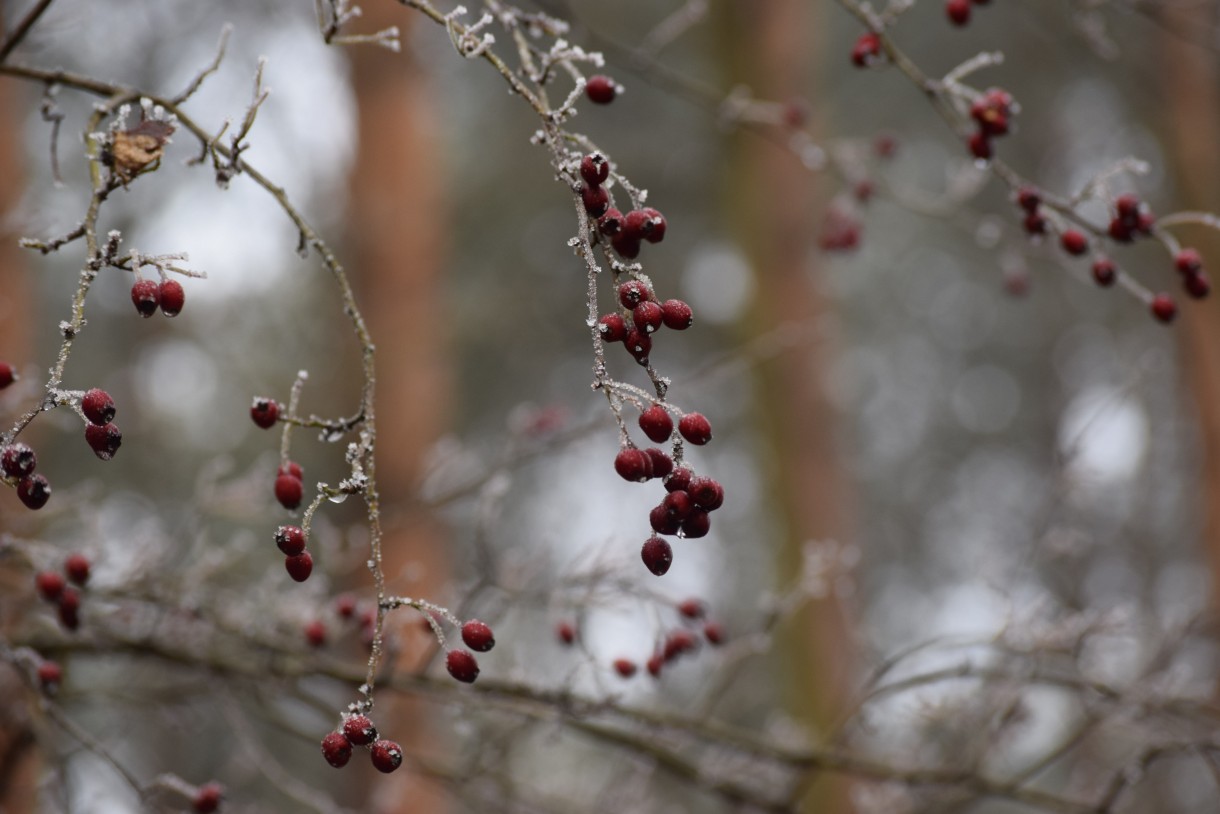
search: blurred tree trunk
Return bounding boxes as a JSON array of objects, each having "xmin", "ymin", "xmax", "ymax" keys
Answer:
[
  {"xmin": 1158, "ymin": 8, "xmax": 1220, "ymax": 620},
  {"xmin": 715, "ymin": 3, "xmax": 856, "ymax": 811},
  {"xmin": 345, "ymin": 8, "xmax": 452, "ymax": 812}
]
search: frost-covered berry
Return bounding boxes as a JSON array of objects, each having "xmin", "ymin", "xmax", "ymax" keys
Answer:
[
  {"xmin": 618, "ymin": 280, "xmax": 652, "ymax": 309},
  {"xmin": 275, "ymin": 474, "xmax": 303, "ymax": 510},
  {"xmin": 633, "ymin": 301, "xmax": 664, "ymax": 334},
  {"xmin": 641, "ymin": 535, "xmax": 673, "ymax": 576},
  {"xmin": 1150, "ymin": 293, "xmax": 1177, "ymax": 323},
  {"xmin": 613, "ymin": 658, "xmax": 637, "ymax": 678},
  {"xmin": 678, "ymin": 413, "xmax": 713, "ymax": 445},
  {"xmin": 343, "ymin": 714, "xmax": 378, "ymax": 746},
  {"xmin": 614, "ymin": 448, "xmax": 653, "ymax": 482},
  {"xmin": 251, "ymin": 398, "xmax": 279, "ymax": 429},
  {"xmin": 1092, "ymin": 257, "xmax": 1117, "ymax": 287},
  {"xmin": 2, "ymin": 442, "xmax": 36, "ymax": 478},
  {"xmin": 639, "ymin": 405, "xmax": 674, "ymax": 443},
  {"xmin": 192, "ymin": 782, "xmax": 223, "ymax": 813},
  {"xmin": 611, "ymin": 231, "xmax": 642, "ymax": 259},
  {"xmin": 461, "ymin": 619, "xmax": 496, "ymax": 652},
  {"xmin": 624, "ymin": 328, "xmax": 652, "ymax": 366},
  {"xmin": 18, "ymin": 474, "xmax": 51, "ymax": 510},
  {"xmin": 285, "ymin": 551, "xmax": 314, "ymax": 582},
  {"xmin": 304, "ymin": 619, "xmax": 326, "ymax": 647},
  {"xmin": 665, "ymin": 466, "xmax": 693, "ymax": 493},
  {"xmin": 1060, "ymin": 230, "xmax": 1088, "ymax": 256},
  {"xmin": 35, "ymin": 571, "xmax": 65, "ymax": 602},
  {"xmin": 624, "ymin": 209, "xmax": 650, "ymax": 241},
  {"xmin": 58, "ymin": 587, "xmax": 80, "ymax": 630},
  {"xmin": 370, "ymin": 739, "xmax": 403, "ymax": 773},
  {"xmin": 661, "ymin": 300, "xmax": 693, "ymax": 330},
  {"xmin": 64, "ymin": 553, "xmax": 91, "ymax": 587},
  {"xmin": 680, "ymin": 509, "xmax": 711, "ymax": 539},
  {"xmin": 321, "ymin": 731, "xmax": 353, "ymax": 768},
  {"xmin": 687, "ymin": 476, "xmax": 724, "ymax": 511},
  {"xmin": 279, "ymin": 460, "xmax": 304, "ymax": 481},
  {"xmin": 37, "ymin": 660, "xmax": 62, "ymax": 693},
  {"xmin": 640, "ymin": 208, "xmax": 667, "ymax": 243},
  {"xmin": 130, "ymin": 279, "xmax": 159, "ymax": 317},
  {"xmin": 661, "ymin": 490, "xmax": 695, "ymax": 522},
  {"xmin": 580, "ymin": 153, "xmax": 610, "ymax": 187},
  {"xmin": 644, "ymin": 448, "xmax": 673, "ymax": 479},
  {"xmin": 598, "ymin": 313, "xmax": 628, "ymax": 343},
  {"xmin": 581, "ymin": 183, "xmax": 610, "ymax": 218},
  {"xmin": 275, "ymin": 525, "xmax": 307, "ymax": 556},
  {"xmin": 85, "ymin": 423, "xmax": 122, "ymax": 461},
  {"xmin": 159, "ymin": 279, "xmax": 185, "ymax": 317},
  {"xmin": 446, "ymin": 649, "xmax": 480, "ymax": 683},
  {"xmin": 81, "ymin": 388, "xmax": 116, "ymax": 426},
  {"xmin": 851, "ymin": 32, "xmax": 882, "ymax": 67},
  {"xmin": 598, "ymin": 208, "xmax": 625, "ymax": 237},
  {"xmin": 585, "ymin": 75, "xmax": 617, "ymax": 104},
  {"xmin": 649, "ymin": 503, "xmax": 681, "ymax": 535}
]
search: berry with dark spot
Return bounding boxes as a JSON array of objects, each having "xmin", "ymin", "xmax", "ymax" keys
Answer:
[
  {"xmin": 85, "ymin": 423, "xmax": 122, "ymax": 460},
  {"xmin": 285, "ymin": 551, "xmax": 314, "ymax": 582},
  {"xmin": 2, "ymin": 443, "xmax": 36, "ymax": 478},
  {"xmin": 633, "ymin": 301, "xmax": 664, "ymax": 333},
  {"xmin": 678, "ymin": 413, "xmax": 713, "ymax": 445},
  {"xmin": 81, "ymin": 389, "xmax": 116, "ymax": 426},
  {"xmin": 618, "ymin": 281, "xmax": 652, "ymax": 309},
  {"xmin": 580, "ymin": 153, "xmax": 610, "ymax": 186},
  {"xmin": 598, "ymin": 313, "xmax": 628, "ymax": 343},
  {"xmin": 461, "ymin": 619, "xmax": 496, "ymax": 652},
  {"xmin": 275, "ymin": 525, "xmax": 307, "ymax": 556},
  {"xmin": 624, "ymin": 328, "xmax": 652, "ymax": 365},
  {"xmin": 131, "ymin": 279, "xmax": 160, "ymax": 317},
  {"xmin": 446, "ymin": 649, "xmax": 480, "ymax": 683},
  {"xmin": 251, "ymin": 398, "xmax": 279, "ymax": 429},
  {"xmin": 18, "ymin": 474, "xmax": 51, "ymax": 510},
  {"xmin": 321, "ymin": 731, "xmax": 353, "ymax": 768},
  {"xmin": 586, "ymin": 75, "xmax": 617, "ymax": 104},
  {"xmin": 581, "ymin": 183, "xmax": 610, "ymax": 218},
  {"xmin": 641, "ymin": 535, "xmax": 673, "ymax": 576},
  {"xmin": 370, "ymin": 740, "xmax": 403, "ymax": 773},
  {"xmin": 661, "ymin": 300, "xmax": 693, "ymax": 330},
  {"xmin": 159, "ymin": 279, "xmax": 185, "ymax": 317},
  {"xmin": 687, "ymin": 476, "xmax": 724, "ymax": 511},
  {"xmin": 343, "ymin": 714, "xmax": 378, "ymax": 746},
  {"xmin": 598, "ymin": 208, "xmax": 625, "ymax": 237},
  {"xmin": 640, "ymin": 208, "xmax": 667, "ymax": 243}
]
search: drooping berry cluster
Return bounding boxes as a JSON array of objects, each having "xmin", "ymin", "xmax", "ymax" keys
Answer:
[
  {"xmin": 275, "ymin": 524, "xmax": 313, "ymax": 582},
  {"xmin": 2, "ymin": 442, "xmax": 49, "ymax": 510},
  {"xmin": 130, "ymin": 277, "xmax": 187, "ymax": 318},
  {"xmin": 967, "ymin": 88, "xmax": 1016, "ymax": 161},
  {"xmin": 82, "ymin": 388, "xmax": 123, "ymax": 461},
  {"xmin": 598, "ymin": 279, "xmax": 691, "ymax": 367},
  {"xmin": 33, "ymin": 553, "xmax": 91, "ymax": 631},
  {"xmin": 321, "ymin": 713, "xmax": 403, "ymax": 774},
  {"xmin": 578, "ymin": 153, "xmax": 669, "ymax": 261}
]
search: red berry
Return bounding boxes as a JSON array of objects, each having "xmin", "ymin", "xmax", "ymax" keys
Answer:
[
  {"xmin": 58, "ymin": 587, "xmax": 80, "ymax": 630},
  {"xmin": 624, "ymin": 209, "xmax": 649, "ymax": 241},
  {"xmin": 130, "ymin": 279, "xmax": 160, "ymax": 317},
  {"xmin": 633, "ymin": 301, "xmax": 664, "ymax": 334},
  {"xmin": 370, "ymin": 739, "xmax": 403, "ymax": 773},
  {"xmin": 1175, "ymin": 248, "xmax": 1203, "ymax": 275},
  {"xmin": 192, "ymin": 782, "xmax": 223, "ymax": 813},
  {"xmin": 970, "ymin": 92, "xmax": 1011, "ymax": 137},
  {"xmin": 1185, "ymin": 272, "xmax": 1210, "ymax": 300},
  {"xmin": 275, "ymin": 474, "xmax": 303, "ymax": 510},
  {"xmin": 1108, "ymin": 217, "xmax": 1134, "ymax": 243},
  {"xmin": 1060, "ymin": 230, "xmax": 1088, "ymax": 256},
  {"xmin": 275, "ymin": 525, "xmax": 307, "ymax": 556},
  {"xmin": 586, "ymin": 74, "xmax": 617, "ymax": 104},
  {"xmin": 649, "ymin": 504, "xmax": 681, "ymax": 535},
  {"xmin": 661, "ymin": 490, "xmax": 695, "ymax": 521},
  {"xmin": 556, "ymin": 621, "xmax": 576, "ymax": 645},
  {"xmin": 342, "ymin": 714, "xmax": 378, "ymax": 746},
  {"xmin": 854, "ymin": 179, "xmax": 875, "ymax": 203},
  {"xmin": 618, "ymin": 280, "xmax": 652, "ymax": 309},
  {"xmin": 641, "ymin": 535, "xmax": 673, "ymax": 576},
  {"xmin": 1115, "ymin": 193, "xmax": 1141, "ymax": 221},
  {"xmin": 851, "ymin": 32, "xmax": 882, "ymax": 67},
  {"xmin": 581, "ymin": 183, "xmax": 610, "ymax": 218},
  {"xmin": 0, "ymin": 362, "xmax": 12, "ymax": 389},
  {"xmin": 37, "ymin": 660, "xmax": 62, "ymax": 693},
  {"xmin": 967, "ymin": 131, "xmax": 991, "ymax": 160},
  {"xmin": 304, "ymin": 619, "xmax": 326, "ymax": 647},
  {"xmin": 81, "ymin": 388, "xmax": 116, "ymax": 426},
  {"xmin": 678, "ymin": 413, "xmax": 712, "ymax": 445},
  {"xmin": 644, "ymin": 448, "xmax": 673, "ymax": 479},
  {"xmin": 1150, "ymin": 293, "xmax": 1177, "ymax": 323},
  {"xmin": 159, "ymin": 279, "xmax": 185, "ymax": 317},
  {"xmin": 580, "ymin": 153, "xmax": 610, "ymax": 187},
  {"xmin": 321, "ymin": 731, "xmax": 353, "ymax": 768},
  {"xmin": 664, "ymin": 629, "xmax": 698, "ymax": 660},
  {"xmin": 461, "ymin": 619, "xmax": 496, "ymax": 652},
  {"xmin": 661, "ymin": 300, "xmax": 692, "ymax": 330},
  {"xmin": 35, "ymin": 571, "xmax": 65, "ymax": 602},
  {"xmin": 946, "ymin": 0, "xmax": 971, "ymax": 25},
  {"xmin": 624, "ymin": 328, "xmax": 652, "ymax": 365},
  {"xmin": 335, "ymin": 594, "xmax": 357, "ymax": 618},
  {"xmin": 285, "ymin": 551, "xmax": 313, "ymax": 582},
  {"xmin": 279, "ymin": 460, "xmax": 304, "ymax": 480},
  {"xmin": 640, "ymin": 208, "xmax": 667, "ymax": 244},
  {"xmin": 703, "ymin": 621, "xmax": 725, "ymax": 645},
  {"xmin": 639, "ymin": 405, "xmax": 673, "ymax": 443},
  {"xmin": 1091, "ymin": 257, "xmax": 1117, "ymax": 287},
  {"xmin": 613, "ymin": 658, "xmax": 637, "ymax": 678},
  {"xmin": 598, "ymin": 208, "xmax": 625, "ymax": 237},
  {"xmin": 1023, "ymin": 212, "xmax": 1047, "ymax": 236},
  {"xmin": 18, "ymin": 474, "xmax": 51, "ymax": 510},
  {"xmin": 85, "ymin": 423, "xmax": 122, "ymax": 461},
  {"xmin": 598, "ymin": 313, "xmax": 628, "ymax": 343},
  {"xmin": 614, "ymin": 448, "xmax": 653, "ymax": 482},
  {"xmin": 64, "ymin": 553, "xmax": 90, "ymax": 586},
  {"xmin": 1016, "ymin": 187, "xmax": 1041, "ymax": 212},
  {"xmin": 646, "ymin": 653, "xmax": 664, "ymax": 677},
  {"xmin": 446, "ymin": 649, "xmax": 480, "ymax": 683},
  {"xmin": 2, "ymin": 443, "xmax": 36, "ymax": 478},
  {"xmin": 874, "ymin": 134, "xmax": 897, "ymax": 158},
  {"xmin": 611, "ymin": 231, "xmax": 642, "ymax": 259},
  {"xmin": 680, "ymin": 509, "xmax": 711, "ymax": 539},
  {"xmin": 251, "ymin": 397, "xmax": 279, "ymax": 429},
  {"xmin": 678, "ymin": 598, "xmax": 705, "ymax": 619},
  {"xmin": 687, "ymin": 476, "xmax": 724, "ymax": 511}
]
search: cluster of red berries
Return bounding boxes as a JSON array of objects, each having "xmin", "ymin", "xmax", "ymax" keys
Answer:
[
  {"xmin": 1172, "ymin": 248, "xmax": 1210, "ymax": 302},
  {"xmin": 599, "ymin": 280, "xmax": 691, "ymax": 367},
  {"xmin": 275, "ymin": 524, "xmax": 313, "ymax": 582},
  {"xmin": 579, "ymin": 154, "xmax": 669, "ymax": 261},
  {"xmin": 446, "ymin": 619, "xmax": 495, "ymax": 683},
  {"xmin": 585, "ymin": 74, "xmax": 619, "ymax": 105},
  {"xmin": 33, "ymin": 553, "xmax": 91, "ymax": 631},
  {"xmin": 304, "ymin": 593, "xmax": 377, "ymax": 648},
  {"xmin": 946, "ymin": 0, "xmax": 989, "ymax": 27},
  {"xmin": 130, "ymin": 277, "xmax": 186, "ymax": 318},
  {"xmin": 967, "ymin": 88, "xmax": 1016, "ymax": 161},
  {"xmin": 3, "ymin": 441, "xmax": 50, "ymax": 510},
  {"xmin": 82, "ymin": 387, "xmax": 122, "ymax": 460},
  {"xmin": 851, "ymin": 32, "xmax": 882, "ymax": 68},
  {"xmin": 321, "ymin": 714, "xmax": 403, "ymax": 774},
  {"xmin": 1106, "ymin": 192, "xmax": 1155, "ymax": 244},
  {"xmin": 611, "ymin": 598, "xmax": 726, "ymax": 679}
]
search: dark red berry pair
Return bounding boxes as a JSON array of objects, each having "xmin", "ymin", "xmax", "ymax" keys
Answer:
[
  {"xmin": 5, "ymin": 441, "xmax": 51, "ymax": 510},
  {"xmin": 275, "ymin": 461, "xmax": 304, "ymax": 510},
  {"xmin": 33, "ymin": 553, "xmax": 91, "ymax": 630},
  {"xmin": 130, "ymin": 278, "xmax": 186, "ymax": 318},
  {"xmin": 321, "ymin": 718, "xmax": 402, "ymax": 774},
  {"xmin": 966, "ymin": 88, "xmax": 1015, "ymax": 160},
  {"xmin": 1174, "ymin": 248, "xmax": 1210, "ymax": 300},
  {"xmin": 276, "ymin": 523, "xmax": 313, "ymax": 581}
]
